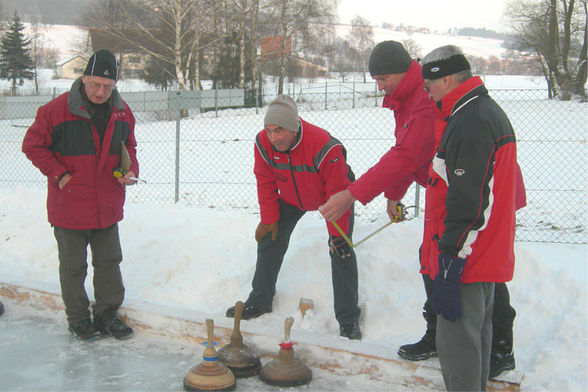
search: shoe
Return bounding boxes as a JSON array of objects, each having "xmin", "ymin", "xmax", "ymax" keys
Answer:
[
  {"xmin": 0, "ymin": 301, "xmax": 4, "ymax": 316},
  {"xmin": 68, "ymin": 319, "xmax": 101, "ymax": 341},
  {"xmin": 94, "ymin": 308, "xmax": 134, "ymax": 340},
  {"xmin": 340, "ymin": 322, "xmax": 362, "ymax": 340},
  {"xmin": 225, "ymin": 303, "xmax": 269, "ymax": 320},
  {"xmin": 489, "ymin": 350, "xmax": 515, "ymax": 379},
  {"xmin": 398, "ymin": 333, "xmax": 437, "ymax": 361}
]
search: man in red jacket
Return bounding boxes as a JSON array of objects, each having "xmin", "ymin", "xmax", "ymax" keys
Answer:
[
  {"xmin": 421, "ymin": 45, "xmax": 525, "ymax": 391},
  {"xmin": 225, "ymin": 94, "xmax": 361, "ymax": 340},
  {"xmin": 22, "ymin": 50, "xmax": 138, "ymax": 341}
]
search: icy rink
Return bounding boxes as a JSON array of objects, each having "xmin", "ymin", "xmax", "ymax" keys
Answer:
[{"xmin": 0, "ymin": 302, "xmax": 425, "ymax": 392}]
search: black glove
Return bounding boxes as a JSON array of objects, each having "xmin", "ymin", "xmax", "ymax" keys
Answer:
[
  {"xmin": 432, "ymin": 253, "xmax": 466, "ymax": 321},
  {"xmin": 329, "ymin": 235, "xmax": 352, "ymax": 259}
]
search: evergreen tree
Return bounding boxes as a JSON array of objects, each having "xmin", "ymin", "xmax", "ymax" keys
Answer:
[{"xmin": 0, "ymin": 12, "xmax": 34, "ymax": 96}]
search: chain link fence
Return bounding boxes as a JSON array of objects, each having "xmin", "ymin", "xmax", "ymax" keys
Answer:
[{"xmin": 0, "ymin": 82, "xmax": 585, "ymax": 244}]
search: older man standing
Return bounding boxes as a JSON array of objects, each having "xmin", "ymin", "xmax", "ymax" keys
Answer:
[
  {"xmin": 23, "ymin": 50, "xmax": 138, "ymax": 341},
  {"xmin": 420, "ymin": 45, "xmax": 525, "ymax": 391}
]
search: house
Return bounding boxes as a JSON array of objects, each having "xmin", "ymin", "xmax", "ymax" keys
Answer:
[{"xmin": 55, "ymin": 55, "xmax": 86, "ymax": 79}]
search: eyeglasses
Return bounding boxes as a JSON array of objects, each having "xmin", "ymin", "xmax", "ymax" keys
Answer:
[{"xmin": 423, "ymin": 79, "xmax": 435, "ymax": 92}]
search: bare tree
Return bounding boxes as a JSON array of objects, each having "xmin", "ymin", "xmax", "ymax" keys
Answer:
[
  {"xmin": 347, "ymin": 16, "xmax": 374, "ymax": 82},
  {"xmin": 506, "ymin": 0, "xmax": 587, "ymax": 100},
  {"xmin": 264, "ymin": 0, "xmax": 337, "ymax": 94},
  {"xmin": 401, "ymin": 38, "xmax": 422, "ymax": 60}
]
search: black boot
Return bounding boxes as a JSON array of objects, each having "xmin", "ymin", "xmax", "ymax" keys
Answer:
[
  {"xmin": 398, "ymin": 332, "xmax": 436, "ymax": 361},
  {"xmin": 0, "ymin": 301, "xmax": 4, "ymax": 316},
  {"xmin": 225, "ymin": 303, "xmax": 269, "ymax": 320},
  {"xmin": 94, "ymin": 308, "xmax": 134, "ymax": 340},
  {"xmin": 68, "ymin": 318, "xmax": 101, "ymax": 341},
  {"xmin": 340, "ymin": 321, "xmax": 362, "ymax": 340},
  {"xmin": 489, "ymin": 338, "xmax": 516, "ymax": 379}
]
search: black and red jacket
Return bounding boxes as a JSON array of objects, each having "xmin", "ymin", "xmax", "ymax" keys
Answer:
[
  {"xmin": 420, "ymin": 77, "xmax": 526, "ymax": 283},
  {"xmin": 22, "ymin": 78, "xmax": 138, "ymax": 230},
  {"xmin": 254, "ymin": 118, "xmax": 353, "ymax": 235}
]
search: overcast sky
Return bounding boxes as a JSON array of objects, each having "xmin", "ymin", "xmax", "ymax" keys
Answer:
[{"xmin": 336, "ymin": 0, "xmax": 511, "ymax": 33}]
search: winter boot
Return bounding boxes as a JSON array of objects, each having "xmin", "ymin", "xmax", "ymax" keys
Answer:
[
  {"xmin": 94, "ymin": 308, "xmax": 134, "ymax": 340},
  {"xmin": 68, "ymin": 319, "xmax": 101, "ymax": 341},
  {"xmin": 397, "ymin": 332, "xmax": 437, "ymax": 361},
  {"xmin": 340, "ymin": 321, "xmax": 362, "ymax": 340},
  {"xmin": 489, "ymin": 339, "xmax": 516, "ymax": 379},
  {"xmin": 225, "ymin": 303, "xmax": 269, "ymax": 320}
]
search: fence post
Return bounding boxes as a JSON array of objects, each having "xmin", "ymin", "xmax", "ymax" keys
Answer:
[
  {"xmin": 324, "ymin": 82, "xmax": 328, "ymax": 110},
  {"xmin": 175, "ymin": 111, "xmax": 181, "ymax": 204},
  {"xmin": 374, "ymin": 82, "xmax": 378, "ymax": 107},
  {"xmin": 215, "ymin": 84, "xmax": 218, "ymax": 117},
  {"xmin": 352, "ymin": 81, "xmax": 356, "ymax": 109}
]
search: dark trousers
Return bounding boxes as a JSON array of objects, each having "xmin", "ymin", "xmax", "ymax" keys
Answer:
[
  {"xmin": 53, "ymin": 224, "xmax": 125, "ymax": 323},
  {"xmin": 422, "ymin": 274, "xmax": 516, "ymax": 352},
  {"xmin": 246, "ymin": 201, "xmax": 360, "ymax": 325}
]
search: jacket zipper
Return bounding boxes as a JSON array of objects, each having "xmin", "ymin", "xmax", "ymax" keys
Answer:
[{"xmin": 287, "ymin": 152, "xmax": 305, "ymax": 210}]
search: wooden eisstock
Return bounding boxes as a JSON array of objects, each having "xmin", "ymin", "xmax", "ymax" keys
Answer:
[
  {"xmin": 259, "ymin": 317, "xmax": 312, "ymax": 387},
  {"xmin": 217, "ymin": 301, "xmax": 261, "ymax": 377},
  {"xmin": 183, "ymin": 319, "xmax": 236, "ymax": 391}
]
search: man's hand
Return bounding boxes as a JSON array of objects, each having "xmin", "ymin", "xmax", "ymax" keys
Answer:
[
  {"xmin": 432, "ymin": 253, "xmax": 466, "ymax": 321},
  {"xmin": 118, "ymin": 170, "xmax": 138, "ymax": 186},
  {"xmin": 255, "ymin": 222, "xmax": 278, "ymax": 242},
  {"xmin": 58, "ymin": 173, "xmax": 72, "ymax": 189},
  {"xmin": 319, "ymin": 190, "xmax": 355, "ymax": 222},
  {"xmin": 387, "ymin": 199, "xmax": 405, "ymax": 222},
  {"xmin": 329, "ymin": 235, "xmax": 352, "ymax": 258}
]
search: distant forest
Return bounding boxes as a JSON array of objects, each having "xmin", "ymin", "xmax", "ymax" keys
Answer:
[{"xmin": 0, "ymin": 0, "xmax": 89, "ymax": 25}]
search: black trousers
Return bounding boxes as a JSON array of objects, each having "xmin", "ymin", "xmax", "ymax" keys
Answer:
[
  {"xmin": 422, "ymin": 273, "xmax": 516, "ymax": 352},
  {"xmin": 53, "ymin": 224, "xmax": 125, "ymax": 324},
  {"xmin": 246, "ymin": 200, "xmax": 360, "ymax": 326}
]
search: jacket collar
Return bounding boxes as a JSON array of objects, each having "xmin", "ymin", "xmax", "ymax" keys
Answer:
[
  {"xmin": 382, "ymin": 61, "xmax": 424, "ymax": 110},
  {"xmin": 437, "ymin": 76, "xmax": 487, "ymax": 119},
  {"xmin": 67, "ymin": 77, "xmax": 124, "ymax": 119}
]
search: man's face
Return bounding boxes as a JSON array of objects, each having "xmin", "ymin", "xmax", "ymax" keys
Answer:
[
  {"xmin": 265, "ymin": 124, "xmax": 298, "ymax": 152},
  {"xmin": 372, "ymin": 73, "xmax": 405, "ymax": 95},
  {"xmin": 423, "ymin": 76, "xmax": 447, "ymax": 102},
  {"xmin": 82, "ymin": 75, "xmax": 116, "ymax": 104}
]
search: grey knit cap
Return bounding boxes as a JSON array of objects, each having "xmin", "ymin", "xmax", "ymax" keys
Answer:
[
  {"xmin": 264, "ymin": 94, "xmax": 300, "ymax": 132},
  {"xmin": 368, "ymin": 41, "xmax": 412, "ymax": 76}
]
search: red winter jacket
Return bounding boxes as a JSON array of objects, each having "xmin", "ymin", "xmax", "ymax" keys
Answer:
[
  {"xmin": 254, "ymin": 118, "xmax": 353, "ymax": 236},
  {"xmin": 349, "ymin": 61, "xmax": 436, "ymax": 203},
  {"xmin": 420, "ymin": 77, "xmax": 526, "ymax": 283},
  {"xmin": 22, "ymin": 78, "xmax": 138, "ymax": 230}
]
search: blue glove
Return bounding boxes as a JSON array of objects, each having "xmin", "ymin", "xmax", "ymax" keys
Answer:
[{"xmin": 432, "ymin": 253, "xmax": 466, "ymax": 321}]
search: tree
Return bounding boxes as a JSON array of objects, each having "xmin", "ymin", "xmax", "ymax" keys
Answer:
[
  {"xmin": 263, "ymin": 0, "xmax": 337, "ymax": 94},
  {"xmin": 0, "ymin": 12, "xmax": 34, "ymax": 96},
  {"xmin": 347, "ymin": 16, "xmax": 374, "ymax": 82},
  {"xmin": 506, "ymin": 0, "xmax": 587, "ymax": 100}
]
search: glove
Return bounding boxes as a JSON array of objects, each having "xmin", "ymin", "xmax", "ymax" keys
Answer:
[
  {"xmin": 255, "ymin": 222, "xmax": 278, "ymax": 242},
  {"xmin": 432, "ymin": 253, "xmax": 466, "ymax": 321},
  {"xmin": 329, "ymin": 235, "xmax": 352, "ymax": 259}
]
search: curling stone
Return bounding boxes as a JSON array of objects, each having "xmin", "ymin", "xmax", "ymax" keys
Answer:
[
  {"xmin": 259, "ymin": 317, "xmax": 312, "ymax": 387},
  {"xmin": 217, "ymin": 301, "xmax": 261, "ymax": 377},
  {"xmin": 183, "ymin": 319, "xmax": 236, "ymax": 391}
]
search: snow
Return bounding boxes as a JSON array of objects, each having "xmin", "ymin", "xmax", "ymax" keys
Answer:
[{"xmin": 0, "ymin": 186, "xmax": 586, "ymax": 391}]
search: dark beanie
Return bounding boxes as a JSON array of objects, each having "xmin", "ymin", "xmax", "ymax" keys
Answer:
[
  {"xmin": 368, "ymin": 41, "xmax": 412, "ymax": 76},
  {"xmin": 84, "ymin": 50, "xmax": 118, "ymax": 81},
  {"xmin": 264, "ymin": 94, "xmax": 300, "ymax": 133}
]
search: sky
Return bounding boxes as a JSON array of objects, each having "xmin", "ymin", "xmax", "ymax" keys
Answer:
[{"xmin": 336, "ymin": 0, "xmax": 511, "ymax": 33}]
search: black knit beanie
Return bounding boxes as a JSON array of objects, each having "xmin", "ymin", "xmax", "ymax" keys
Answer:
[
  {"xmin": 84, "ymin": 50, "xmax": 118, "ymax": 81},
  {"xmin": 368, "ymin": 41, "xmax": 412, "ymax": 76}
]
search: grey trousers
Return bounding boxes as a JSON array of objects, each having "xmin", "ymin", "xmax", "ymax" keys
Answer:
[
  {"xmin": 246, "ymin": 200, "xmax": 360, "ymax": 325},
  {"xmin": 53, "ymin": 224, "xmax": 125, "ymax": 323},
  {"xmin": 436, "ymin": 282, "xmax": 495, "ymax": 391}
]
